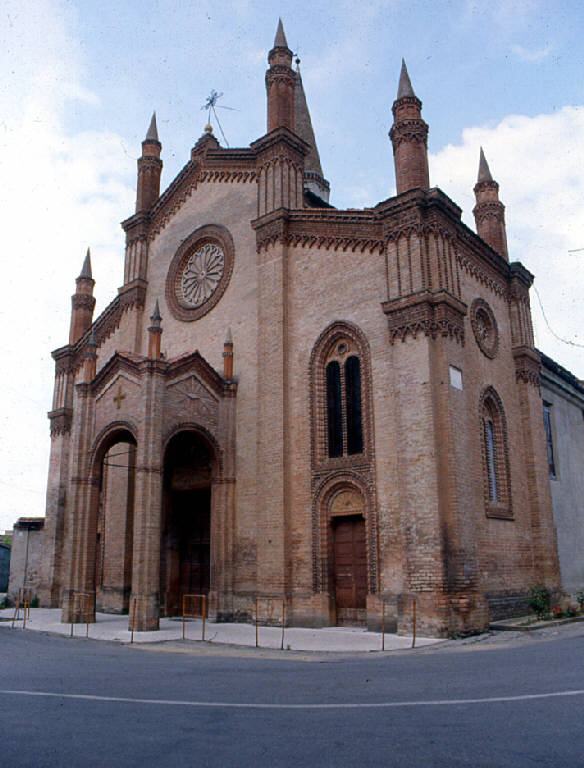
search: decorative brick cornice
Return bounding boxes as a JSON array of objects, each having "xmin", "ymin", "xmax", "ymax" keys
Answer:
[
  {"xmin": 391, "ymin": 94, "xmax": 422, "ymax": 115},
  {"xmin": 71, "ymin": 294, "xmax": 96, "ymax": 312},
  {"xmin": 513, "ymin": 346, "xmax": 541, "ymax": 388},
  {"xmin": 149, "ymin": 160, "xmax": 199, "ymax": 237},
  {"xmin": 382, "ymin": 290, "xmax": 467, "ymax": 344},
  {"xmin": 509, "ymin": 261, "xmax": 534, "ymax": 290},
  {"xmin": 252, "ymin": 209, "xmax": 385, "ymax": 253},
  {"xmin": 48, "ymin": 407, "xmax": 73, "ymax": 437},
  {"xmin": 250, "ymin": 126, "xmax": 309, "ymax": 159},
  {"xmin": 455, "ymin": 232, "xmax": 508, "ymax": 297},
  {"xmin": 52, "ymin": 346, "xmax": 75, "ymax": 374}
]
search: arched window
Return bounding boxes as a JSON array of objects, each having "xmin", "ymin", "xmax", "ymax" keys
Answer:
[
  {"xmin": 480, "ymin": 387, "xmax": 512, "ymax": 518},
  {"xmin": 311, "ymin": 322, "xmax": 371, "ymax": 468},
  {"xmin": 324, "ymin": 353, "xmax": 363, "ymax": 458}
]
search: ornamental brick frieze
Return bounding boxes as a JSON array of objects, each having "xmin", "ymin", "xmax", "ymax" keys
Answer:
[
  {"xmin": 257, "ymin": 154, "xmax": 303, "ymax": 174},
  {"xmin": 513, "ymin": 346, "xmax": 541, "ymax": 388},
  {"xmin": 48, "ymin": 407, "xmax": 73, "ymax": 437},
  {"xmin": 389, "ymin": 120, "xmax": 429, "ymax": 148},
  {"xmin": 454, "ymin": 237, "xmax": 508, "ymax": 297},
  {"xmin": 71, "ymin": 294, "xmax": 96, "ymax": 312},
  {"xmin": 382, "ymin": 290, "xmax": 467, "ymax": 344},
  {"xmin": 473, "ymin": 201, "xmax": 506, "ymax": 227},
  {"xmin": 197, "ymin": 169, "xmax": 256, "ymax": 184},
  {"xmin": 149, "ymin": 161, "xmax": 199, "ymax": 238}
]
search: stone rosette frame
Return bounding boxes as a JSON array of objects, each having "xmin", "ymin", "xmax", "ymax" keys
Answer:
[
  {"xmin": 470, "ymin": 297, "xmax": 499, "ymax": 359},
  {"xmin": 165, "ymin": 223, "xmax": 235, "ymax": 322}
]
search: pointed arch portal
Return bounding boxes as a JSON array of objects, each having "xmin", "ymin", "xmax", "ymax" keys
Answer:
[{"xmin": 160, "ymin": 431, "xmax": 214, "ymax": 616}]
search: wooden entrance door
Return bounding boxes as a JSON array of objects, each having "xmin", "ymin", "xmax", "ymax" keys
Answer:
[
  {"xmin": 164, "ymin": 489, "xmax": 210, "ymax": 615},
  {"xmin": 333, "ymin": 515, "xmax": 367, "ymax": 625}
]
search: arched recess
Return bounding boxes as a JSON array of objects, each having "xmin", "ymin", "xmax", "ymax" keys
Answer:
[
  {"xmin": 312, "ymin": 472, "xmax": 378, "ymax": 625},
  {"xmin": 88, "ymin": 422, "xmax": 138, "ymax": 614},
  {"xmin": 160, "ymin": 426, "xmax": 221, "ymax": 616},
  {"xmin": 479, "ymin": 386, "xmax": 513, "ymax": 519},
  {"xmin": 309, "ymin": 320, "xmax": 374, "ymax": 470}
]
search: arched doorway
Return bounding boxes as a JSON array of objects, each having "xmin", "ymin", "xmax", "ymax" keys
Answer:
[
  {"xmin": 329, "ymin": 489, "xmax": 368, "ymax": 626},
  {"xmin": 160, "ymin": 431, "xmax": 213, "ymax": 616},
  {"xmin": 94, "ymin": 430, "xmax": 137, "ymax": 614}
]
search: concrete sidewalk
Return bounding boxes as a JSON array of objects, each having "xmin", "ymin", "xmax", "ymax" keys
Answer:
[{"xmin": 0, "ymin": 607, "xmax": 443, "ymax": 653}]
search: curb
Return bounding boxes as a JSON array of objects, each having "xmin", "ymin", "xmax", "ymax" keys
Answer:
[{"xmin": 490, "ymin": 615, "xmax": 584, "ymax": 632}]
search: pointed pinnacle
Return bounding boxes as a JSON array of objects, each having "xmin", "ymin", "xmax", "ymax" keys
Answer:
[
  {"xmin": 87, "ymin": 327, "xmax": 97, "ymax": 350},
  {"xmin": 397, "ymin": 58, "xmax": 416, "ymax": 99},
  {"xmin": 151, "ymin": 299, "xmax": 162, "ymax": 323},
  {"xmin": 79, "ymin": 247, "xmax": 92, "ymax": 279},
  {"xmin": 225, "ymin": 327, "xmax": 233, "ymax": 345},
  {"xmin": 146, "ymin": 111, "xmax": 159, "ymax": 142},
  {"xmin": 477, "ymin": 147, "xmax": 493, "ymax": 182},
  {"xmin": 274, "ymin": 18, "xmax": 288, "ymax": 48}
]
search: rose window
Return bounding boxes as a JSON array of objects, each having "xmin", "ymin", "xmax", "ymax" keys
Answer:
[{"xmin": 180, "ymin": 243, "xmax": 225, "ymax": 308}]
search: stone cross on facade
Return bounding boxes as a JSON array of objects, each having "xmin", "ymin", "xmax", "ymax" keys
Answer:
[{"xmin": 113, "ymin": 385, "xmax": 126, "ymax": 410}]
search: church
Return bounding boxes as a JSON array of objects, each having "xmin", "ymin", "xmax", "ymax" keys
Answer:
[{"xmin": 38, "ymin": 20, "xmax": 561, "ymax": 637}]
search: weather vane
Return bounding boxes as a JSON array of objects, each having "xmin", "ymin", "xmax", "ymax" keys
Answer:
[{"xmin": 201, "ymin": 90, "xmax": 236, "ymax": 147}]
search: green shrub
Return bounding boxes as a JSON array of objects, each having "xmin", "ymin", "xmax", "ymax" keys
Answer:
[
  {"xmin": 527, "ymin": 584, "xmax": 551, "ymax": 620},
  {"xmin": 576, "ymin": 591, "xmax": 584, "ymax": 611}
]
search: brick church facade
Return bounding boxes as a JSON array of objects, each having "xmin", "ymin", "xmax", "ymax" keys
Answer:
[{"xmin": 39, "ymin": 21, "xmax": 560, "ymax": 637}]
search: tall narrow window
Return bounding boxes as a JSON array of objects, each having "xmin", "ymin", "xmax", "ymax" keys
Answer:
[
  {"xmin": 345, "ymin": 356, "xmax": 363, "ymax": 454},
  {"xmin": 485, "ymin": 419, "xmax": 498, "ymax": 502},
  {"xmin": 480, "ymin": 387, "xmax": 512, "ymax": 518},
  {"xmin": 542, "ymin": 402, "xmax": 556, "ymax": 478},
  {"xmin": 326, "ymin": 361, "xmax": 343, "ymax": 457},
  {"xmin": 323, "ymin": 342, "xmax": 365, "ymax": 458}
]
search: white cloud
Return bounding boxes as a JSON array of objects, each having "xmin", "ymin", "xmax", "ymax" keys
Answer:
[
  {"xmin": 0, "ymin": 1, "xmax": 134, "ymax": 533},
  {"xmin": 511, "ymin": 43, "xmax": 552, "ymax": 62},
  {"xmin": 430, "ymin": 105, "xmax": 584, "ymax": 377}
]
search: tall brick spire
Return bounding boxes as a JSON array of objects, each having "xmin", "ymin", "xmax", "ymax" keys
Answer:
[
  {"xmin": 69, "ymin": 248, "xmax": 96, "ymax": 345},
  {"xmin": 266, "ymin": 19, "xmax": 295, "ymax": 132},
  {"xmin": 473, "ymin": 148, "xmax": 509, "ymax": 261},
  {"xmin": 294, "ymin": 67, "xmax": 330, "ymax": 202},
  {"xmin": 389, "ymin": 59, "xmax": 430, "ymax": 195},
  {"xmin": 136, "ymin": 112, "xmax": 163, "ymax": 212}
]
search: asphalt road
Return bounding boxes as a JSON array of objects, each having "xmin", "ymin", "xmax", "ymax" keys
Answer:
[{"xmin": 1, "ymin": 624, "xmax": 583, "ymax": 767}]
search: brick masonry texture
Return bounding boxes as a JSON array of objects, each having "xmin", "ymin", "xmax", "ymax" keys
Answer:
[{"xmin": 37, "ymin": 26, "xmax": 561, "ymax": 637}]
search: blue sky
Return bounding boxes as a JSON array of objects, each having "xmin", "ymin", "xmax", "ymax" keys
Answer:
[{"xmin": 0, "ymin": 0, "xmax": 583, "ymax": 532}]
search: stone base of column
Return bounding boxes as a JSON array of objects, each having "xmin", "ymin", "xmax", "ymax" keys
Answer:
[
  {"xmin": 283, "ymin": 592, "xmax": 335, "ymax": 628},
  {"xmin": 128, "ymin": 592, "xmax": 159, "ymax": 631},
  {"xmin": 61, "ymin": 589, "xmax": 96, "ymax": 624}
]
